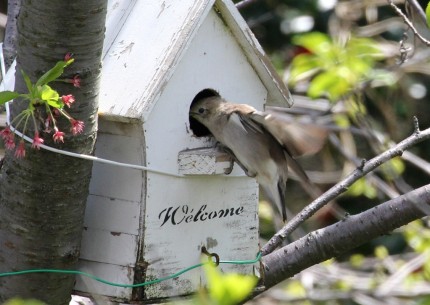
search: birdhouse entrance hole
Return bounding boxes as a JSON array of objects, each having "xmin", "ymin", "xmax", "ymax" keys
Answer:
[{"xmin": 189, "ymin": 89, "xmax": 219, "ymax": 137}]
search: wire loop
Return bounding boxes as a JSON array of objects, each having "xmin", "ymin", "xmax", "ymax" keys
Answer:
[{"xmin": 201, "ymin": 246, "xmax": 220, "ymax": 267}]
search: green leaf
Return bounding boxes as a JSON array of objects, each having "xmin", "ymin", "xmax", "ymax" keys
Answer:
[
  {"xmin": 36, "ymin": 60, "xmax": 71, "ymax": 86},
  {"xmin": 346, "ymin": 177, "xmax": 377, "ymax": 199},
  {"xmin": 416, "ymin": 296, "xmax": 430, "ymax": 305},
  {"xmin": 333, "ymin": 114, "xmax": 351, "ymax": 128},
  {"xmin": 40, "ymin": 85, "xmax": 62, "ymax": 108},
  {"xmin": 292, "ymin": 32, "xmax": 332, "ymax": 55},
  {"xmin": 374, "ymin": 246, "xmax": 389, "ymax": 259},
  {"xmin": 426, "ymin": 1, "xmax": 430, "ymax": 28},
  {"xmin": 307, "ymin": 70, "xmax": 350, "ymax": 101},
  {"xmin": 285, "ymin": 280, "xmax": 306, "ymax": 297},
  {"xmin": 289, "ymin": 54, "xmax": 322, "ymax": 84},
  {"xmin": 3, "ymin": 298, "xmax": 46, "ymax": 305},
  {"xmin": 349, "ymin": 254, "xmax": 365, "ymax": 268},
  {"xmin": 380, "ymin": 157, "xmax": 405, "ymax": 180},
  {"xmin": 205, "ymin": 264, "xmax": 257, "ymax": 305},
  {"xmin": 0, "ymin": 91, "xmax": 20, "ymax": 104},
  {"xmin": 21, "ymin": 69, "xmax": 34, "ymax": 94}
]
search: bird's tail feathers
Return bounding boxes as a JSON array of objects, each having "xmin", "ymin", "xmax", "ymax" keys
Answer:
[
  {"xmin": 261, "ymin": 181, "xmax": 288, "ymax": 222},
  {"xmin": 277, "ymin": 181, "xmax": 287, "ymax": 222},
  {"xmin": 284, "ymin": 150, "xmax": 309, "ymax": 183}
]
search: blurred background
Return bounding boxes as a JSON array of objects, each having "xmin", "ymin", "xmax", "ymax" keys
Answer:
[{"xmin": 232, "ymin": 0, "xmax": 430, "ymax": 304}]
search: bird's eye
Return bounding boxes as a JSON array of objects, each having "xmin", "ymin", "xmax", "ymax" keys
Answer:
[{"xmin": 198, "ymin": 108, "xmax": 205, "ymax": 114}]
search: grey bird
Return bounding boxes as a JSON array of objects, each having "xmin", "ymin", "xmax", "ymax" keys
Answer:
[{"xmin": 189, "ymin": 96, "xmax": 325, "ymax": 222}]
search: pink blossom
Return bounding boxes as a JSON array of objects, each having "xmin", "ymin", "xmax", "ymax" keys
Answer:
[
  {"xmin": 1, "ymin": 127, "xmax": 15, "ymax": 150},
  {"xmin": 53, "ymin": 128, "xmax": 65, "ymax": 143},
  {"xmin": 64, "ymin": 52, "xmax": 74, "ymax": 62},
  {"xmin": 4, "ymin": 136, "xmax": 15, "ymax": 150},
  {"xmin": 31, "ymin": 132, "xmax": 44, "ymax": 150},
  {"xmin": 71, "ymin": 75, "xmax": 81, "ymax": 88},
  {"xmin": 14, "ymin": 141, "xmax": 26, "ymax": 158},
  {"xmin": 0, "ymin": 126, "xmax": 12, "ymax": 139},
  {"xmin": 44, "ymin": 117, "xmax": 52, "ymax": 133},
  {"xmin": 61, "ymin": 94, "xmax": 75, "ymax": 108},
  {"xmin": 70, "ymin": 119, "xmax": 84, "ymax": 135}
]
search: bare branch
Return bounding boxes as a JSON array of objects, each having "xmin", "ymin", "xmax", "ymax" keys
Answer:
[
  {"xmin": 262, "ymin": 123, "xmax": 430, "ymax": 255},
  {"xmin": 405, "ymin": 0, "xmax": 427, "ymax": 25},
  {"xmin": 259, "ymin": 184, "xmax": 430, "ymax": 291},
  {"xmin": 235, "ymin": 0, "xmax": 259, "ymax": 10},
  {"xmin": 387, "ymin": 0, "xmax": 430, "ymax": 46}
]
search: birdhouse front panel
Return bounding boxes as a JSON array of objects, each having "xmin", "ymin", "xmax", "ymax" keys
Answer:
[
  {"xmin": 74, "ymin": 0, "xmax": 294, "ymax": 302},
  {"xmin": 75, "ymin": 120, "xmax": 145, "ymax": 299},
  {"xmin": 139, "ymin": 8, "xmax": 266, "ymax": 300}
]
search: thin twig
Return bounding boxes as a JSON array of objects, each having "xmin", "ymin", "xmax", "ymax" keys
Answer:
[
  {"xmin": 235, "ymin": 0, "xmax": 259, "ymax": 10},
  {"xmin": 261, "ymin": 121, "xmax": 430, "ymax": 255},
  {"xmin": 375, "ymin": 251, "xmax": 430, "ymax": 296},
  {"xmin": 387, "ymin": 0, "xmax": 430, "ymax": 46}
]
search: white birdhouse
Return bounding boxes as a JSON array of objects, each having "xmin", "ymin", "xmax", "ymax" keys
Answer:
[{"xmin": 74, "ymin": 0, "xmax": 293, "ymax": 302}]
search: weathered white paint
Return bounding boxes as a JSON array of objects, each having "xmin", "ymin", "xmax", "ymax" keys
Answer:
[
  {"xmin": 102, "ymin": 0, "xmax": 137, "ymax": 59},
  {"xmin": 75, "ymin": 260, "xmax": 133, "ymax": 300},
  {"xmin": 72, "ymin": 0, "xmax": 293, "ymax": 302},
  {"xmin": 98, "ymin": 0, "xmax": 292, "ymax": 123},
  {"xmin": 178, "ymin": 147, "xmax": 233, "ymax": 175}
]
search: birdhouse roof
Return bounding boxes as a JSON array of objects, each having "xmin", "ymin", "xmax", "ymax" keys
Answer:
[{"xmin": 99, "ymin": 0, "xmax": 293, "ymax": 122}]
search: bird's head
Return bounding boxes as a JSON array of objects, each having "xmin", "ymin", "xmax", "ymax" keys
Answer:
[{"xmin": 189, "ymin": 96, "xmax": 224, "ymax": 123}]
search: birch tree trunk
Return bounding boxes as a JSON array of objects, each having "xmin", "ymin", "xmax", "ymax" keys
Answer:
[{"xmin": 0, "ymin": 1, "xmax": 107, "ymax": 304}]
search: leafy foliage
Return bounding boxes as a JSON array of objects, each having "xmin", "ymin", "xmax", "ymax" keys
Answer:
[
  {"xmin": 203, "ymin": 264, "xmax": 257, "ymax": 305},
  {"xmin": 2, "ymin": 299, "xmax": 45, "ymax": 305},
  {"xmin": 289, "ymin": 32, "xmax": 383, "ymax": 101},
  {"xmin": 0, "ymin": 55, "xmax": 84, "ymax": 157}
]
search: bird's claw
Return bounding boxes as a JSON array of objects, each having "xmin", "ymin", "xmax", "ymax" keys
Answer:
[{"xmin": 224, "ymin": 159, "xmax": 235, "ymax": 175}]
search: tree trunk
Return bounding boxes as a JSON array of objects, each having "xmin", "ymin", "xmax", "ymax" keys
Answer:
[
  {"xmin": 3, "ymin": 0, "xmax": 20, "ymax": 70},
  {"xmin": 0, "ymin": 1, "xmax": 107, "ymax": 304}
]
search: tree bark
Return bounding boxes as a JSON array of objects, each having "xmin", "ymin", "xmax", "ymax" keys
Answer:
[
  {"xmin": 0, "ymin": 1, "xmax": 107, "ymax": 304},
  {"xmin": 3, "ymin": 0, "xmax": 20, "ymax": 70},
  {"xmin": 260, "ymin": 184, "xmax": 430, "ymax": 291}
]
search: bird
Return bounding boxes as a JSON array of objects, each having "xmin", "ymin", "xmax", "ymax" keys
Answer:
[{"xmin": 189, "ymin": 95, "xmax": 326, "ymax": 222}]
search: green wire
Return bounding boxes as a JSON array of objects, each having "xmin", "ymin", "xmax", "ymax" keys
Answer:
[{"xmin": 0, "ymin": 252, "xmax": 262, "ymax": 289}]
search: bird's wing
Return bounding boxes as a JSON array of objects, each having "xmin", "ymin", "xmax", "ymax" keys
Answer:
[
  {"xmin": 237, "ymin": 112, "xmax": 265, "ymax": 135},
  {"xmin": 226, "ymin": 104, "xmax": 265, "ymax": 135},
  {"xmin": 250, "ymin": 110, "xmax": 327, "ymax": 157},
  {"xmin": 248, "ymin": 110, "xmax": 310, "ymax": 183}
]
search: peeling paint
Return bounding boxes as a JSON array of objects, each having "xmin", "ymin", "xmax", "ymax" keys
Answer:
[{"xmin": 206, "ymin": 237, "xmax": 218, "ymax": 248}]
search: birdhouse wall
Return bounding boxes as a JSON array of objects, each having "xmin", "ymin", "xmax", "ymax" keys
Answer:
[
  {"xmin": 75, "ymin": 4, "xmax": 269, "ymax": 303},
  {"xmin": 75, "ymin": 120, "xmax": 145, "ymax": 300},
  {"xmin": 138, "ymin": 9, "xmax": 265, "ymax": 300}
]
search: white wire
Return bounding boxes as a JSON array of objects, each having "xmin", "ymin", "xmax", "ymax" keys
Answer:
[
  {"xmin": 0, "ymin": 49, "xmax": 242, "ymax": 179},
  {"xmin": 4, "ymin": 101, "xmax": 184, "ymax": 178},
  {"xmin": 0, "ymin": 43, "xmax": 5, "ymax": 91}
]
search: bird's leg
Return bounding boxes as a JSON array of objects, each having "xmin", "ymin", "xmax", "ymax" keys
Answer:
[
  {"xmin": 215, "ymin": 142, "xmax": 235, "ymax": 175},
  {"xmin": 217, "ymin": 143, "xmax": 257, "ymax": 177}
]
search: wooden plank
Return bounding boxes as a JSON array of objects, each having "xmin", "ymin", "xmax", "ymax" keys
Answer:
[
  {"xmin": 80, "ymin": 228, "xmax": 138, "ymax": 266},
  {"xmin": 103, "ymin": 0, "xmax": 137, "ymax": 58},
  {"xmin": 85, "ymin": 195, "xmax": 140, "ymax": 235},
  {"xmin": 74, "ymin": 260, "xmax": 133, "ymax": 301},
  {"xmin": 89, "ymin": 132, "xmax": 144, "ymax": 202},
  {"xmin": 178, "ymin": 147, "xmax": 233, "ymax": 175}
]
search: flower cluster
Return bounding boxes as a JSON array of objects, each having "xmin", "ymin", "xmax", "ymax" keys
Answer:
[{"xmin": 0, "ymin": 53, "xmax": 84, "ymax": 158}]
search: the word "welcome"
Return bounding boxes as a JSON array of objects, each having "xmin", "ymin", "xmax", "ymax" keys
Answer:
[{"xmin": 158, "ymin": 204, "xmax": 244, "ymax": 227}]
